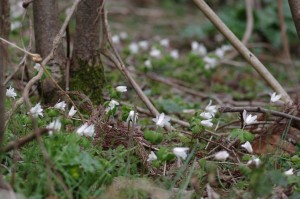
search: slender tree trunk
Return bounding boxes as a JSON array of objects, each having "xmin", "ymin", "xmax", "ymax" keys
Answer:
[
  {"xmin": 33, "ymin": 0, "xmax": 65, "ymax": 103},
  {"xmin": 0, "ymin": 0, "xmax": 13, "ymax": 191},
  {"xmin": 71, "ymin": 0, "xmax": 105, "ymax": 104},
  {"xmin": 288, "ymin": 0, "xmax": 300, "ymax": 39},
  {"xmin": 0, "ymin": 0, "xmax": 10, "ymax": 150}
]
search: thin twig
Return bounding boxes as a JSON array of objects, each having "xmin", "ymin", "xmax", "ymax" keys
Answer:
[
  {"xmin": 219, "ymin": 106, "xmax": 300, "ymax": 122},
  {"xmin": 193, "ymin": 0, "xmax": 292, "ymax": 103},
  {"xmin": 242, "ymin": 0, "xmax": 253, "ymax": 44},
  {"xmin": 100, "ymin": 7, "xmax": 172, "ymax": 131}
]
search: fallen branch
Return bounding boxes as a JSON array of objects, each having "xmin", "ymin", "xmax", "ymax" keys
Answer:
[
  {"xmin": 3, "ymin": 128, "xmax": 48, "ymax": 153},
  {"xmin": 219, "ymin": 106, "xmax": 300, "ymax": 122},
  {"xmin": 193, "ymin": 0, "xmax": 292, "ymax": 103}
]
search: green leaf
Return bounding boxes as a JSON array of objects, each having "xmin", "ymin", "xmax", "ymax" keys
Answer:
[{"xmin": 144, "ymin": 130, "xmax": 164, "ymax": 145}]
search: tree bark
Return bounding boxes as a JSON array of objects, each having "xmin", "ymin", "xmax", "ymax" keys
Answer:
[
  {"xmin": 0, "ymin": 0, "xmax": 10, "ymax": 149},
  {"xmin": 288, "ymin": 0, "xmax": 300, "ymax": 39},
  {"xmin": 71, "ymin": 0, "xmax": 105, "ymax": 103},
  {"xmin": 33, "ymin": 0, "xmax": 65, "ymax": 103}
]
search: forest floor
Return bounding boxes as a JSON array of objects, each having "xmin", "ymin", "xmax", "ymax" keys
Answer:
[{"xmin": 3, "ymin": 0, "xmax": 300, "ymax": 198}]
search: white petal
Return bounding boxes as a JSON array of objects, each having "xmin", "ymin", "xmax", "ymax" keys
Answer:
[
  {"xmin": 147, "ymin": 151, "xmax": 157, "ymax": 162},
  {"xmin": 284, "ymin": 168, "xmax": 293, "ymax": 176},
  {"xmin": 68, "ymin": 106, "xmax": 77, "ymax": 117},
  {"xmin": 173, "ymin": 147, "xmax": 189, "ymax": 160},
  {"xmin": 116, "ymin": 86, "xmax": 127, "ymax": 92},
  {"xmin": 241, "ymin": 141, "xmax": 253, "ymax": 153},
  {"xmin": 214, "ymin": 151, "xmax": 229, "ymax": 161}
]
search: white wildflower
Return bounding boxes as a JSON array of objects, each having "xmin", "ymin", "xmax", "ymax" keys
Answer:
[
  {"xmin": 214, "ymin": 151, "xmax": 230, "ymax": 161},
  {"xmin": 241, "ymin": 141, "xmax": 253, "ymax": 153},
  {"xmin": 29, "ymin": 103, "xmax": 43, "ymax": 118},
  {"xmin": 191, "ymin": 41, "xmax": 207, "ymax": 56},
  {"xmin": 68, "ymin": 106, "xmax": 77, "ymax": 117},
  {"xmin": 144, "ymin": 59, "xmax": 152, "ymax": 69},
  {"xmin": 138, "ymin": 40, "xmax": 149, "ymax": 50},
  {"xmin": 270, "ymin": 92, "xmax": 282, "ymax": 103},
  {"xmin": 284, "ymin": 168, "xmax": 294, "ymax": 176},
  {"xmin": 243, "ymin": 110, "xmax": 257, "ymax": 126},
  {"xmin": 46, "ymin": 119, "xmax": 61, "ymax": 136},
  {"xmin": 170, "ymin": 50, "xmax": 179, "ymax": 59},
  {"xmin": 127, "ymin": 110, "xmax": 138, "ymax": 124},
  {"xmin": 147, "ymin": 151, "xmax": 157, "ymax": 162},
  {"xmin": 34, "ymin": 63, "xmax": 41, "ymax": 71},
  {"xmin": 119, "ymin": 32, "xmax": 128, "ymax": 40},
  {"xmin": 201, "ymin": 119, "xmax": 213, "ymax": 127},
  {"xmin": 247, "ymin": 157, "xmax": 260, "ymax": 167},
  {"xmin": 6, "ymin": 86, "xmax": 17, "ymax": 99},
  {"xmin": 203, "ymin": 56, "xmax": 218, "ymax": 69},
  {"xmin": 54, "ymin": 101, "xmax": 66, "ymax": 111},
  {"xmin": 150, "ymin": 47, "xmax": 161, "ymax": 58},
  {"xmin": 215, "ymin": 48, "xmax": 225, "ymax": 58},
  {"xmin": 116, "ymin": 86, "xmax": 127, "ymax": 93},
  {"xmin": 173, "ymin": 147, "xmax": 189, "ymax": 160},
  {"xmin": 76, "ymin": 123, "xmax": 95, "ymax": 137},
  {"xmin": 160, "ymin": 38, "xmax": 169, "ymax": 48},
  {"xmin": 112, "ymin": 35, "xmax": 120, "ymax": 44},
  {"xmin": 221, "ymin": 45, "xmax": 232, "ymax": 52},
  {"xmin": 105, "ymin": 99, "xmax": 119, "ymax": 113},
  {"xmin": 205, "ymin": 100, "xmax": 217, "ymax": 117},
  {"xmin": 152, "ymin": 113, "xmax": 170, "ymax": 127},
  {"xmin": 129, "ymin": 42, "xmax": 139, "ymax": 54},
  {"xmin": 200, "ymin": 112, "xmax": 213, "ymax": 119}
]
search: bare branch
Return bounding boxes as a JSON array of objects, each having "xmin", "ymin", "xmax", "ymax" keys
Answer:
[{"xmin": 193, "ymin": 0, "xmax": 292, "ymax": 104}]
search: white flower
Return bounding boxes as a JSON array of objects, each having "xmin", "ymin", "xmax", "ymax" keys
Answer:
[
  {"xmin": 204, "ymin": 56, "xmax": 218, "ymax": 69},
  {"xmin": 144, "ymin": 60, "xmax": 152, "ymax": 69},
  {"xmin": 54, "ymin": 101, "xmax": 66, "ymax": 111},
  {"xmin": 191, "ymin": 41, "xmax": 207, "ymax": 56},
  {"xmin": 6, "ymin": 86, "xmax": 17, "ymax": 99},
  {"xmin": 284, "ymin": 168, "xmax": 294, "ymax": 176},
  {"xmin": 152, "ymin": 113, "xmax": 170, "ymax": 127},
  {"xmin": 214, "ymin": 151, "xmax": 230, "ymax": 161},
  {"xmin": 119, "ymin": 32, "xmax": 128, "ymax": 40},
  {"xmin": 205, "ymin": 100, "xmax": 217, "ymax": 117},
  {"xmin": 116, "ymin": 86, "xmax": 127, "ymax": 92},
  {"xmin": 112, "ymin": 35, "xmax": 120, "ymax": 44},
  {"xmin": 214, "ymin": 48, "xmax": 225, "ymax": 58},
  {"xmin": 270, "ymin": 92, "xmax": 282, "ymax": 103},
  {"xmin": 46, "ymin": 119, "xmax": 61, "ymax": 135},
  {"xmin": 160, "ymin": 38, "xmax": 169, "ymax": 48},
  {"xmin": 170, "ymin": 50, "xmax": 179, "ymax": 59},
  {"xmin": 147, "ymin": 151, "xmax": 157, "ymax": 162},
  {"xmin": 127, "ymin": 110, "xmax": 138, "ymax": 124},
  {"xmin": 247, "ymin": 157, "xmax": 260, "ymax": 167},
  {"xmin": 201, "ymin": 119, "xmax": 213, "ymax": 127},
  {"xmin": 200, "ymin": 112, "xmax": 213, "ymax": 119},
  {"xmin": 29, "ymin": 103, "xmax": 43, "ymax": 118},
  {"xmin": 221, "ymin": 45, "xmax": 232, "ymax": 52},
  {"xmin": 129, "ymin": 42, "xmax": 139, "ymax": 54},
  {"xmin": 76, "ymin": 123, "xmax": 95, "ymax": 137},
  {"xmin": 243, "ymin": 110, "xmax": 257, "ymax": 126},
  {"xmin": 150, "ymin": 47, "xmax": 161, "ymax": 58},
  {"xmin": 34, "ymin": 63, "xmax": 41, "ymax": 71},
  {"xmin": 241, "ymin": 141, "xmax": 253, "ymax": 153},
  {"xmin": 68, "ymin": 106, "xmax": 77, "ymax": 117},
  {"xmin": 173, "ymin": 147, "xmax": 189, "ymax": 160},
  {"xmin": 138, "ymin": 40, "xmax": 149, "ymax": 50},
  {"xmin": 105, "ymin": 99, "xmax": 119, "ymax": 113}
]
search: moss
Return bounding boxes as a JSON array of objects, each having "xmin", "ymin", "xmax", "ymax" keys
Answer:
[{"xmin": 70, "ymin": 58, "xmax": 106, "ymax": 104}]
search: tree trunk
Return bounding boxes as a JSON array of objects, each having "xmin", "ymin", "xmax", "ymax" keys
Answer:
[
  {"xmin": 0, "ymin": 0, "xmax": 10, "ymax": 149},
  {"xmin": 288, "ymin": 0, "xmax": 300, "ymax": 39},
  {"xmin": 0, "ymin": 0, "xmax": 13, "ymax": 190},
  {"xmin": 33, "ymin": 0, "xmax": 65, "ymax": 103},
  {"xmin": 71, "ymin": 0, "xmax": 105, "ymax": 104}
]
